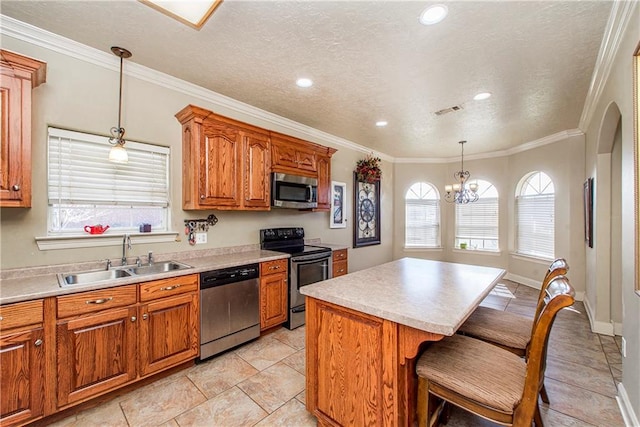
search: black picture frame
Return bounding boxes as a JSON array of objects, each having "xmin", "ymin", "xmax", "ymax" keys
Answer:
[
  {"xmin": 353, "ymin": 172, "xmax": 381, "ymax": 248},
  {"xmin": 584, "ymin": 177, "xmax": 594, "ymax": 248}
]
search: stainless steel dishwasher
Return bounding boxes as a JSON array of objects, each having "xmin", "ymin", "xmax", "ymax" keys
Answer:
[{"xmin": 199, "ymin": 263, "xmax": 260, "ymax": 361}]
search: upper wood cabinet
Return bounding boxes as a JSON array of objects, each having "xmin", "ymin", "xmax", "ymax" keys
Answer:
[
  {"xmin": 176, "ymin": 105, "xmax": 271, "ymax": 210},
  {"xmin": 0, "ymin": 50, "xmax": 46, "ymax": 208},
  {"xmin": 271, "ymin": 133, "xmax": 318, "ymax": 176}
]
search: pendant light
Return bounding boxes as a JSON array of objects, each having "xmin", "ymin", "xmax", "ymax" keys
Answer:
[
  {"xmin": 444, "ymin": 140, "xmax": 479, "ymax": 204},
  {"xmin": 108, "ymin": 46, "xmax": 132, "ymax": 163}
]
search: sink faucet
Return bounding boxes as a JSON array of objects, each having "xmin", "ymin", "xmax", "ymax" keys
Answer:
[
  {"xmin": 148, "ymin": 251, "xmax": 154, "ymax": 265},
  {"xmin": 122, "ymin": 234, "xmax": 131, "ymax": 266}
]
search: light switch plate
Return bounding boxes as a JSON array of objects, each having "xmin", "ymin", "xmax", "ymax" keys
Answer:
[{"xmin": 195, "ymin": 232, "xmax": 207, "ymax": 244}]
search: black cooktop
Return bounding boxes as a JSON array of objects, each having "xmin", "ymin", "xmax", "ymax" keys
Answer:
[{"xmin": 260, "ymin": 227, "xmax": 331, "ymax": 257}]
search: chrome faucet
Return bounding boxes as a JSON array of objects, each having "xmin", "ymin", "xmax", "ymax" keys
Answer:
[
  {"xmin": 122, "ymin": 234, "xmax": 131, "ymax": 266},
  {"xmin": 148, "ymin": 251, "xmax": 154, "ymax": 265}
]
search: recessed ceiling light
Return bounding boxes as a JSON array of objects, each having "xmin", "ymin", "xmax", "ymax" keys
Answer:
[
  {"xmin": 376, "ymin": 121, "xmax": 388, "ymax": 127},
  {"xmin": 473, "ymin": 92, "xmax": 492, "ymax": 101},
  {"xmin": 419, "ymin": 4, "xmax": 448, "ymax": 26},
  {"xmin": 296, "ymin": 78, "xmax": 313, "ymax": 88},
  {"xmin": 139, "ymin": 0, "xmax": 222, "ymax": 29}
]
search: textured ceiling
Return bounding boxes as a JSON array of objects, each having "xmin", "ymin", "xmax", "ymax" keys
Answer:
[{"xmin": 1, "ymin": 1, "xmax": 612, "ymax": 158}]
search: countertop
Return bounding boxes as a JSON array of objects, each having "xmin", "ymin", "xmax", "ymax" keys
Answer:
[
  {"xmin": 300, "ymin": 257, "xmax": 505, "ymax": 336},
  {"xmin": 0, "ymin": 249, "xmax": 289, "ymax": 305}
]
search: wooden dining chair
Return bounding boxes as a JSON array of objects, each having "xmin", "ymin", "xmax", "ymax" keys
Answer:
[
  {"xmin": 415, "ymin": 275, "xmax": 575, "ymax": 427},
  {"xmin": 456, "ymin": 258, "xmax": 568, "ymax": 403}
]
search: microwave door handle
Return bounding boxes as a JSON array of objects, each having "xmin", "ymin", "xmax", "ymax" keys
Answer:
[{"xmin": 306, "ymin": 185, "xmax": 313, "ymax": 202}]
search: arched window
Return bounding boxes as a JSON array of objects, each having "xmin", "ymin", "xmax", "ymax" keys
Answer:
[
  {"xmin": 516, "ymin": 171, "xmax": 555, "ymax": 258},
  {"xmin": 455, "ymin": 179, "xmax": 499, "ymax": 251},
  {"xmin": 405, "ymin": 182, "xmax": 440, "ymax": 248}
]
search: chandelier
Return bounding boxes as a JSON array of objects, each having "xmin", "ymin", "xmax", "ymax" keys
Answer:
[
  {"xmin": 108, "ymin": 46, "xmax": 132, "ymax": 163},
  {"xmin": 444, "ymin": 140, "xmax": 479, "ymax": 204}
]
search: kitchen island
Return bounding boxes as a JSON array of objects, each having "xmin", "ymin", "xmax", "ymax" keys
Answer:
[{"xmin": 300, "ymin": 257, "xmax": 505, "ymax": 426}]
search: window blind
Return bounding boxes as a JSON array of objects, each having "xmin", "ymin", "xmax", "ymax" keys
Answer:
[
  {"xmin": 48, "ymin": 127, "xmax": 170, "ymax": 207},
  {"xmin": 405, "ymin": 199, "xmax": 440, "ymax": 247},
  {"xmin": 455, "ymin": 198, "xmax": 498, "ymax": 240},
  {"xmin": 516, "ymin": 194, "xmax": 554, "ymax": 258}
]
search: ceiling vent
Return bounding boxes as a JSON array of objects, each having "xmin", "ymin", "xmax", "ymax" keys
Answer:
[{"xmin": 434, "ymin": 105, "xmax": 464, "ymax": 116}]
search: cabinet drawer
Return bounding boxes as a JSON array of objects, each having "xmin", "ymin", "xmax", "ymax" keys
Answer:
[
  {"xmin": 57, "ymin": 285, "xmax": 137, "ymax": 319},
  {"xmin": 0, "ymin": 299, "xmax": 43, "ymax": 331},
  {"xmin": 332, "ymin": 249, "xmax": 347, "ymax": 262},
  {"xmin": 333, "ymin": 260, "xmax": 348, "ymax": 278},
  {"xmin": 261, "ymin": 259, "xmax": 288, "ymax": 276},
  {"xmin": 139, "ymin": 274, "xmax": 199, "ymax": 302}
]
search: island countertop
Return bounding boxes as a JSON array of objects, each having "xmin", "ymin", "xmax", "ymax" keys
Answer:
[{"xmin": 300, "ymin": 257, "xmax": 506, "ymax": 336}]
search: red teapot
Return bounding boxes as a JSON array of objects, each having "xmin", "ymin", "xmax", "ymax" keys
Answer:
[{"xmin": 84, "ymin": 224, "xmax": 110, "ymax": 234}]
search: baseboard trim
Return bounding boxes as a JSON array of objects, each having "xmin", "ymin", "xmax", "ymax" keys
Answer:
[
  {"xmin": 583, "ymin": 296, "xmax": 615, "ymax": 336},
  {"xmin": 617, "ymin": 383, "xmax": 640, "ymax": 427}
]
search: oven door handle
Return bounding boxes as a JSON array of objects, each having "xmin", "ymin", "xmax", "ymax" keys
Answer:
[{"xmin": 291, "ymin": 256, "xmax": 330, "ymax": 265}]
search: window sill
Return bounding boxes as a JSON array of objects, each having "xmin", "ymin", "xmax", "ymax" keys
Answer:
[
  {"xmin": 35, "ymin": 232, "xmax": 179, "ymax": 251},
  {"xmin": 452, "ymin": 248, "xmax": 502, "ymax": 256},
  {"xmin": 403, "ymin": 246, "xmax": 444, "ymax": 252},
  {"xmin": 509, "ymin": 252, "xmax": 555, "ymax": 265}
]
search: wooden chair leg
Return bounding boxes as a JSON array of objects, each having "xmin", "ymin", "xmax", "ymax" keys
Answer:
[
  {"xmin": 534, "ymin": 402, "xmax": 544, "ymax": 427},
  {"xmin": 417, "ymin": 377, "xmax": 429, "ymax": 427},
  {"xmin": 540, "ymin": 382, "xmax": 550, "ymax": 404}
]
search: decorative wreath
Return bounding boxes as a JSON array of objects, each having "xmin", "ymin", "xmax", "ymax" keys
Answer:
[{"xmin": 355, "ymin": 155, "xmax": 382, "ymax": 183}]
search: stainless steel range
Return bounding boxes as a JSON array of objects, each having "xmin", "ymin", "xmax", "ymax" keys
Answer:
[{"xmin": 260, "ymin": 227, "xmax": 332, "ymax": 329}]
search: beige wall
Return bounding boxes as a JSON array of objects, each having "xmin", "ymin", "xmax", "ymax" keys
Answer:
[
  {"xmin": 0, "ymin": 36, "xmax": 393, "ymax": 272},
  {"xmin": 583, "ymin": 4, "xmax": 639, "ymax": 417},
  {"xmin": 393, "ymin": 135, "xmax": 586, "ymax": 294}
]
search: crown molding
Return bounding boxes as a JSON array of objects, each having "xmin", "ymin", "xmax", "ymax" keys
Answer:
[
  {"xmin": 394, "ymin": 129, "xmax": 584, "ymax": 164},
  {"xmin": 0, "ymin": 14, "xmax": 393, "ymax": 163},
  {"xmin": 0, "ymin": 14, "xmax": 591, "ymax": 166},
  {"xmin": 578, "ymin": 0, "xmax": 638, "ymax": 130}
]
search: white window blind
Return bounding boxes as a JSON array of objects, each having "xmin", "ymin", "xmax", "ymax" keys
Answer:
[
  {"xmin": 48, "ymin": 127, "xmax": 170, "ymax": 234},
  {"xmin": 455, "ymin": 180, "xmax": 499, "ymax": 250},
  {"xmin": 516, "ymin": 172, "xmax": 555, "ymax": 258},
  {"xmin": 405, "ymin": 182, "xmax": 440, "ymax": 248}
]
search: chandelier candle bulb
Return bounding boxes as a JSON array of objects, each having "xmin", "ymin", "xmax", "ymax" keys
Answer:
[{"xmin": 445, "ymin": 185, "xmax": 453, "ymax": 192}]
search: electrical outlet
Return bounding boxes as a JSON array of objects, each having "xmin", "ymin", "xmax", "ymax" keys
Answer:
[
  {"xmin": 195, "ymin": 232, "xmax": 207, "ymax": 244},
  {"xmin": 621, "ymin": 337, "xmax": 626, "ymax": 358}
]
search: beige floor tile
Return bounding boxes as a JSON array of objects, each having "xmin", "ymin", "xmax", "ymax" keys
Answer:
[
  {"xmin": 271, "ymin": 325, "xmax": 306, "ymax": 350},
  {"xmin": 156, "ymin": 419, "xmax": 180, "ymax": 427},
  {"xmin": 545, "ymin": 355, "xmax": 618, "ymax": 397},
  {"xmin": 187, "ymin": 351, "xmax": 259, "ymax": 398},
  {"xmin": 295, "ymin": 390, "xmax": 306, "ymax": 405},
  {"xmin": 539, "ymin": 406, "xmax": 598, "ymax": 426},
  {"xmin": 119, "ymin": 376, "xmax": 206, "ymax": 426},
  {"xmin": 253, "ymin": 398, "xmax": 316, "ymax": 427},
  {"xmin": 47, "ymin": 399, "xmax": 128, "ymax": 427},
  {"xmin": 544, "ymin": 378, "xmax": 625, "ymax": 426},
  {"xmin": 281, "ymin": 349, "xmax": 306, "ymax": 375},
  {"xmin": 238, "ymin": 362, "xmax": 306, "ymax": 413},
  {"xmin": 547, "ymin": 339, "xmax": 611, "ymax": 371},
  {"xmin": 235, "ymin": 335, "xmax": 297, "ymax": 371},
  {"xmin": 175, "ymin": 386, "xmax": 267, "ymax": 426}
]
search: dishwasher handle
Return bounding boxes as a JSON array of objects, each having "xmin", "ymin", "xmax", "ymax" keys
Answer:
[{"xmin": 200, "ymin": 264, "xmax": 259, "ymax": 290}]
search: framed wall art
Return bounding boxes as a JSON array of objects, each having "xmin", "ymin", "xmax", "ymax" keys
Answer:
[
  {"xmin": 353, "ymin": 172, "xmax": 381, "ymax": 247},
  {"xmin": 584, "ymin": 177, "xmax": 594, "ymax": 248},
  {"xmin": 330, "ymin": 181, "xmax": 347, "ymax": 228}
]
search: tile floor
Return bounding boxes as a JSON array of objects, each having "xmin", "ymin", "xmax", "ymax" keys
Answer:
[{"xmin": 50, "ymin": 279, "xmax": 625, "ymax": 427}]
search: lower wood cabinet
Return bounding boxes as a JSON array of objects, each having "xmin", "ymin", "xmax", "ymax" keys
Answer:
[
  {"xmin": 332, "ymin": 249, "xmax": 348, "ymax": 277},
  {"xmin": 0, "ymin": 299, "xmax": 45, "ymax": 426},
  {"xmin": 259, "ymin": 259, "xmax": 288, "ymax": 330}
]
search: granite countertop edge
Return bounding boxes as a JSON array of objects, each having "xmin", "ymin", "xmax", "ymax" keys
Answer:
[{"xmin": 0, "ymin": 250, "xmax": 289, "ymax": 305}]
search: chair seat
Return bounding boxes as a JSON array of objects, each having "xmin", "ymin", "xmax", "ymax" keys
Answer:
[
  {"xmin": 458, "ymin": 306, "xmax": 532, "ymax": 351},
  {"xmin": 416, "ymin": 334, "xmax": 526, "ymax": 413}
]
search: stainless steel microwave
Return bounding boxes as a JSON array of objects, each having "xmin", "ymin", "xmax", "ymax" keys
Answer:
[{"xmin": 271, "ymin": 173, "xmax": 318, "ymax": 209}]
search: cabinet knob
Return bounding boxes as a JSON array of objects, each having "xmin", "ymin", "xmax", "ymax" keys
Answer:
[
  {"xmin": 34, "ymin": 339, "xmax": 43, "ymax": 347},
  {"xmin": 131, "ymin": 316, "xmax": 137, "ymax": 322},
  {"xmin": 143, "ymin": 313, "xmax": 148, "ymax": 320},
  {"xmin": 200, "ymin": 195, "xmax": 205, "ymax": 200},
  {"xmin": 11, "ymin": 184, "xmax": 20, "ymax": 191}
]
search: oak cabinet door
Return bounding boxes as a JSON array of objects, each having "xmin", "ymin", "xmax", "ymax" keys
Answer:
[
  {"xmin": 315, "ymin": 154, "xmax": 331, "ymax": 211},
  {"xmin": 0, "ymin": 328, "xmax": 45, "ymax": 426},
  {"xmin": 199, "ymin": 121, "xmax": 241, "ymax": 207},
  {"xmin": 260, "ymin": 272, "xmax": 288, "ymax": 330},
  {"xmin": 242, "ymin": 131, "xmax": 271, "ymax": 209},
  {"xmin": 56, "ymin": 307, "xmax": 137, "ymax": 407},
  {"xmin": 139, "ymin": 292, "xmax": 199, "ymax": 377}
]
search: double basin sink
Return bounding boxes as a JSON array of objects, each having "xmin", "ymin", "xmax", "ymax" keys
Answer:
[{"xmin": 57, "ymin": 261, "xmax": 192, "ymax": 287}]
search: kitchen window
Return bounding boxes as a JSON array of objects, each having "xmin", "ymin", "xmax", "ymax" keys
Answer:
[
  {"xmin": 405, "ymin": 182, "xmax": 441, "ymax": 248},
  {"xmin": 454, "ymin": 179, "xmax": 499, "ymax": 251},
  {"xmin": 515, "ymin": 171, "xmax": 555, "ymax": 259},
  {"xmin": 47, "ymin": 127, "xmax": 170, "ymax": 235}
]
